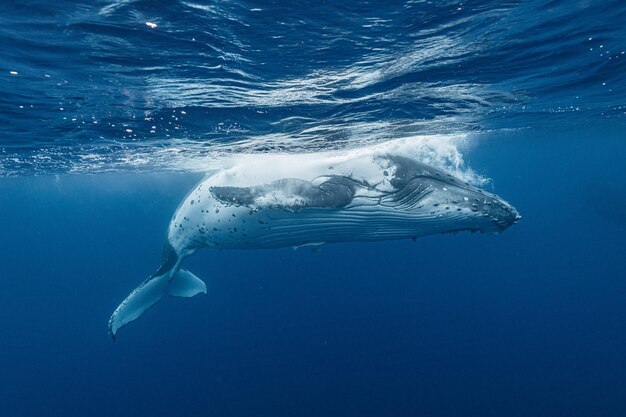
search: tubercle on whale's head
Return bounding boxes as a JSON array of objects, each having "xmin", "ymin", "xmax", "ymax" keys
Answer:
[{"xmin": 417, "ymin": 177, "xmax": 521, "ymax": 235}]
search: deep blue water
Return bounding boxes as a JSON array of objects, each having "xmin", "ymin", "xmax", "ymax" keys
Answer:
[{"xmin": 1, "ymin": 1, "xmax": 626, "ymax": 416}]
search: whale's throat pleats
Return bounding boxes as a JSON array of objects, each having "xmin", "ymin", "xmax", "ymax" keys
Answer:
[
  {"xmin": 202, "ymin": 174, "xmax": 458, "ymax": 249},
  {"xmin": 380, "ymin": 178, "xmax": 434, "ymax": 210}
]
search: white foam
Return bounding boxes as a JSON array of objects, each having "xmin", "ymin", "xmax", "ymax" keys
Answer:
[{"xmin": 198, "ymin": 134, "xmax": 485, "ymax": 187}]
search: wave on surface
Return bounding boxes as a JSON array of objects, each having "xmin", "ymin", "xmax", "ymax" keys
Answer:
[{"xmin": 0, "ymin": 0, "xmax": 624, "ymax": 176}]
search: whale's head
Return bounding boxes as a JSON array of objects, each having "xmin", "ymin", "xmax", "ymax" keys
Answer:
[
  {"xmin": 385, "ymin": 156, "xmax": 521, "ymax": 235},
  {"xmin": 421, "ymin": 179, "xmax": 521, "ymax": 235}
]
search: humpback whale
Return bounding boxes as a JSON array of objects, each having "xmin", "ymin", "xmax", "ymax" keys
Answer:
[{"xmin": 108, "ymin": 151, "xmax": 520, "ymax": 338}]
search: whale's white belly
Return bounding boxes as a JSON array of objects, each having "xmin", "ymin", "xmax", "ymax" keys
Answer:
[{"xmin": 169, "ymin": 191, "xmax": 461, "ymax": 251}]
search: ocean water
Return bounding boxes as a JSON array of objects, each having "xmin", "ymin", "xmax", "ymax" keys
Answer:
[{"xmin": 1, "ymin": 1, "xmax": 626, "ymax": 416}]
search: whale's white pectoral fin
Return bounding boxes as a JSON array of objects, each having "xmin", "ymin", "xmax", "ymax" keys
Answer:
[
  {"xmin": 108, "ymin": 269, "xmax": 206, "ymax": 340},
  {"xmin": 167, "ymin": 269, "xmax": 207, "ymax": 297},
  {"xmin": 292, "ymin": 242, "xmax": 326, "ymax": 251}
]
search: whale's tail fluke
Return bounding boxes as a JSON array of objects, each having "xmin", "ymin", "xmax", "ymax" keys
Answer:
[{"xmin": 108, "ymin": 267, "xmax": 206, "ymax": 340}]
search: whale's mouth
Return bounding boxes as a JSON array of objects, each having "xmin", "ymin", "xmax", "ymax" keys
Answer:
[{"xmin": 484, "ymin": 205, "xmax": 521, "ymax": 234}]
